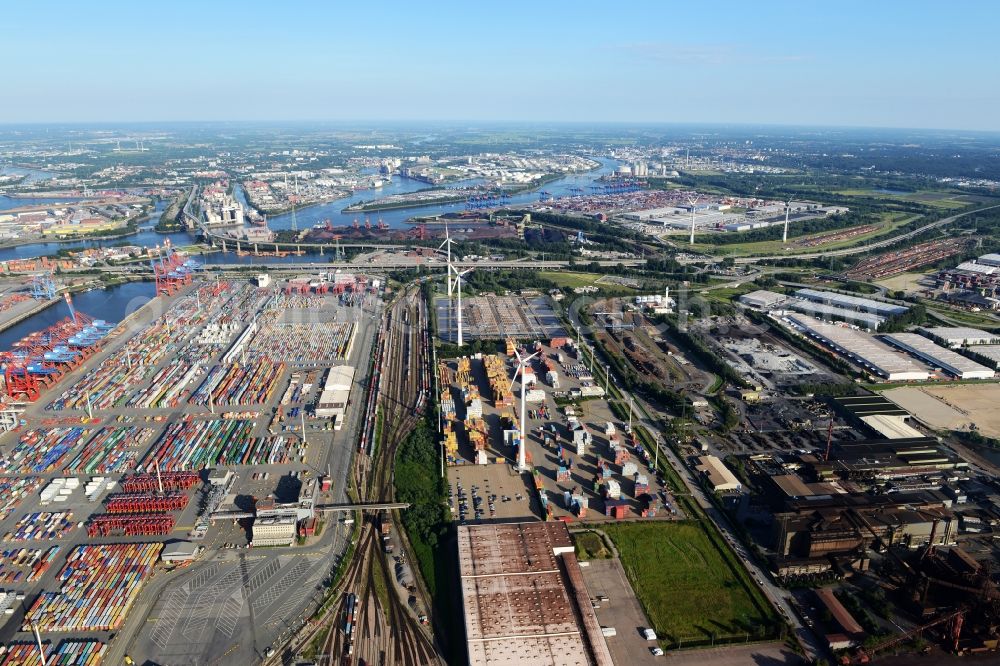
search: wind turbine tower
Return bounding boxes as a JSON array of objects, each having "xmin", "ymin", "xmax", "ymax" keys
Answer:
[
  {"xmin": 688, "ymin": 196, "xmax": 699, "ymax": 245},
  {"xmin": 782, "ymin": 200, "xmax": 791, "ymax": 243},
  {"xmin": 510, "ymin": 349, "xmax": 540, "ymax": 471},
  {"xmin": 438, "ymin": 222, "xmax": 456, "ymax": 298}
]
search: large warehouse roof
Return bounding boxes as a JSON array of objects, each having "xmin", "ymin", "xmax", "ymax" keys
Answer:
[
  {"xmin": 739, "ymin": 290, "xmax": 788, "ymax": 309},
  {"xmin": 882, "ymin": 333, "xmax": 995, "ymax": 380},
  {"xmin": 977, "ymin": 253, "xmax": 1000, "ymax": 267},
  {"xmin": 919, "ymin": 326, "xmax": 1000, "ymax": 348},
  {"xmin": 789, "ymin": 301, "xmax": 885, "ymax": 330},
  {"xmin": 458, "ymin": 521, "xmax": 613, "ymax": 666},
  {"xmin": 786, "ymin": 314, "xmax": 929, "ymax": 381},
  {"xmin": 794, "ymin": 289, "xmax": 908, "ymax": 316}
]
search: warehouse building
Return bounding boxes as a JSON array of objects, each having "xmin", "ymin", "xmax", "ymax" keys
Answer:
[
  {"xmin": 794, "ymin": 289, "xmax": 908, "ymax": 317},
  {"xmin": 789, "ymin": 301, "xmax": 885, "ymax": 330},
  {"xmin": 786, "ymin": 314, "xmax": 929, "ymax": 381},
  {"xmin": 976, "ymin": 253, "xmax": 1000, "ymax": 268},
  {"xmin": 695, "ymin": 455, "xmax": 742, "ymax": 493},
  {"xmin": 315, "ymin": 365, "xmax": 355, "ymax": 418},
  {"xmin": 963, "ymin": 345, "xmax": 1000, "ymax": 368},
  {"xmin": 919, "ymin": 326, "xmax": 1000, "ymax": 348},
  {"xmin": 457, "ymin": 521, "xmax": 614, "ymax": 666},
  {"xmin": 160, "ymin": 540, "xmax": 198, "ymax": 564},
  {"xmin": 739, "ymin": 290, "xmax": 789, "ymax": 310},
  {"xmin": 882, "ymin": 333, "xmax": 995, "ymax": 380}
]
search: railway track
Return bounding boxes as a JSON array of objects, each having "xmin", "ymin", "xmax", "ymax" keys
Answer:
[{"xmin": 318, "ymin": 286, "xmax": 437, "ymax": 666}]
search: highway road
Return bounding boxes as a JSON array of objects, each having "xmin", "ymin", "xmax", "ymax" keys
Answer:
[{"xmin": 733, "ymin": 204, "xmax": 1000, "ymax": 264}]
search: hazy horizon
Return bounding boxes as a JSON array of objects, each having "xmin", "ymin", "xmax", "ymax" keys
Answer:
[{"xmin": 5, "ymin": 1, "xmax": 1000, "ymax": 131}]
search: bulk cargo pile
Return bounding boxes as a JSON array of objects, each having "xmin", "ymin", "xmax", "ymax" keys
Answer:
[{"xmin": 24, "ymin": 543, "xmax": 162, "ymax": 632}]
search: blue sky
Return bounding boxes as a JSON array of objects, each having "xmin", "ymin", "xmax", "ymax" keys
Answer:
[{"xmin": 4, "ymin": 0, "xmax": 999, "ymax": 130}]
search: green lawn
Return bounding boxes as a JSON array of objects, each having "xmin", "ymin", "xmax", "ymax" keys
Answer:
[
  {"xmin": 604, "ymin": 522, "xmax": 774, "ymax": 645},
  {"xmin": 834, "ymin": 188, "xmax": 970, "ymax": 209},
  {"xmin": 537, "ymin": 270, "xmax": 601, "ymax": 288}
]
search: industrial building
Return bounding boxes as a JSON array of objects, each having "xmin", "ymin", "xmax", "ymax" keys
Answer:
[
  {"xmin": 919, "ymin": 326, "xmax": 1000, "ymax": 348},
  {"xmin": 813, "ymin": 438, "xmax": 969, "ymax": 481},
  {"xmin": 963, "ymin": 345, "xmax": 1000, "ymax": 368},
  {"xmin": 815, "ymin": 588, "xmax": 865, "ymax": 650},
  {"xmin": 832, "ymin": 395, "xmax": 925, "ymax": 440},
  {"xmin": 739, "ymin": 290, "xmax": 789, "ymax": 310},
  {"xmin": 739, "ymin": 289, "xmax": 890, "ymax": 328},
  {"xmin": 882, "ymin": 333, "xmax": 995, "ymax": 380},
  {"xmin": 695, "ymin": 455, "xmax": 742, "ymax": 493},
  {"xmin": 160, "ymin": 540, "xmax": 198, "ymax": 564},
  {"xmin": 794, "ymin": 289, "xmax": 908, "ymax": 317},
  {"xmin": 457, "ymin": 521, "xmax": 614, "ymax": 666},
  {"xmin": 772, "ymin": 492, "xmax": 956, "ymax": 559},
  {"xmin": 315, "ymin": 365, "xmax": 355, "ymax": 418},
  {"xmin": 786, "ymin": 314, "xmax": 929, "ymax": 381},
  {"xmin": 251, "ymin": 515, "xmax": 297, "ymax": 547}
]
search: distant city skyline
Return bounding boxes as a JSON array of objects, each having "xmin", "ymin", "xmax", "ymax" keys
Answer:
[{"xmin": 5, "ymin": 0, "xmax": 1000, "ymax": 131}]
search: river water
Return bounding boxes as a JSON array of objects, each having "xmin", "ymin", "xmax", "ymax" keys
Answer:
[
  {"xmin": 0, "ymin": 157, "xmax": 617, "ymax": 267},
  {"xmin": 0, "ymin": 281, "xmax": 156, "ymax": 349},
  {"xmin": 260, "ymin": 157, "xmax": 616, "ymax": 232}
]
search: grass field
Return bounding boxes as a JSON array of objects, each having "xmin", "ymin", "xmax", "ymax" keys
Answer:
[
  {"xmin": 688, "ymin": 212, "xmax": 918, "ymax": 258},
  {"xmin": 537, "ymin": 270, "xmax": 601, "ymax": 289},
  {"xmin": 603, "ymin": 522, "xmax": 774, "ymax": 645},
  {"xmin": 834, "ymin": 188, "xmax": 970, "ymax": 209}
]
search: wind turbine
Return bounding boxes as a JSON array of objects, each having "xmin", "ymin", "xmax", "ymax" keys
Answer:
[
  {"xmin": 782, "ymin": 200, "xmax": 791, "ymax": 243},
  {"xmin": 438, "ymin": 222, "xmax": 456, "ymax": 298},
  {"xmin": 453, "ymin": 267, "xmax": 473, "ymax": 346},
  {"xmin": 688, "ymin": 196, "xmax": 699, "ymax": 245},
  {"xmin": 508, "ymin": 348, "xmax": 540, "ymax": 472}
]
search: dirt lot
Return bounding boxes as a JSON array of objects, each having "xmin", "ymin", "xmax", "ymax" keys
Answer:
[
  {"xmin": 875, "ymin": 272, "xmax": 931, "ymax": 294},
  {"xmin": 882, "ymin": 384, "xmax": 1000, "ymax": 437}
]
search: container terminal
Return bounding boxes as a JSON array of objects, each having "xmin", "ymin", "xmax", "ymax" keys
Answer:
[{"xmin": 0, "ymin": 273, "xmax": 384, "ymax": 666}]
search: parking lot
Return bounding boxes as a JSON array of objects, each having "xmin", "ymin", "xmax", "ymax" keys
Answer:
[{"xmin": 578, "ymin": 557, "xmax": 660, "ymax": 665}]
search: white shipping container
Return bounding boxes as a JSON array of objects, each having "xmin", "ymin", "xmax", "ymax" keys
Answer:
[{"xmin": 525, "ymin": 389, "xmax": 546, "ymax": 403}]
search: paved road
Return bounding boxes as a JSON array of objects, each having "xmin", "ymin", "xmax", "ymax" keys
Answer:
[{"xmin": 733, "ymin": 205, "xmax": 1000, "ymax": 264}]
